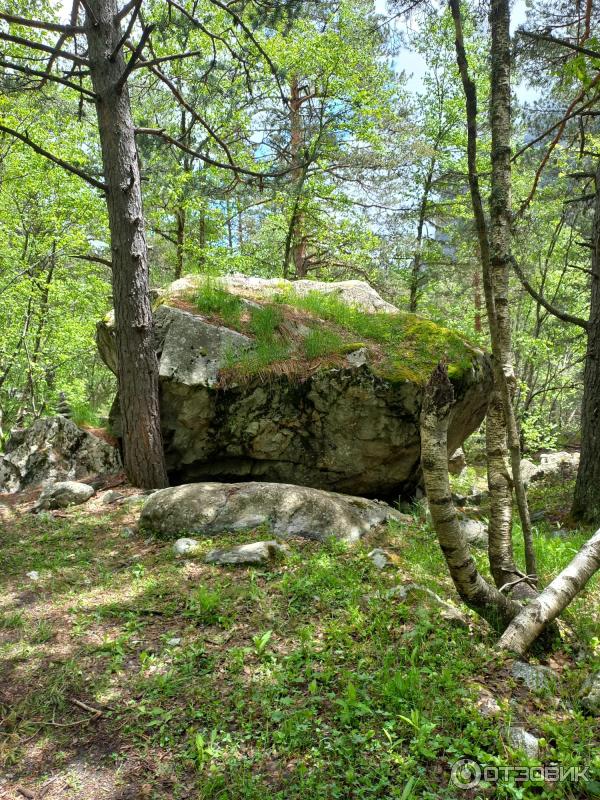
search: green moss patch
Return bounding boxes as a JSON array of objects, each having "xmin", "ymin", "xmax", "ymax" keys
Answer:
[{"xmin": 178, "ymin": 280, "xmax": 479, "ymax": 385}]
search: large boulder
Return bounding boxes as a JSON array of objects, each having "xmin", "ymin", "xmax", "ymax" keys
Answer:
[
  {"xmin": 139, "ymin": 481, "xmax": 409, "ymax": 543},
  {"xmin": 0, "ymin": 416, "xmax": 121, "ymax": 494},
  {"xmin": 98, "ymin": 274, "xmax": 492, "ymax": 497}
]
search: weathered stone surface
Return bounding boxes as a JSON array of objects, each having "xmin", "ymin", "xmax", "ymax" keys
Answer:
[
  {"xmin": 511, "ymin": 661, "xmax": 557, "ymax": 693},
  {"xmin": 99, "ymin": 274, "xmax": 492, "ymax": 497},
  {"xmin": 507, "ymin": 726, "xmax": 540, "ymax": 759},
  {"xmin": 0, "ymin": 416, "xmax": 121, "ymax": 494},
  {"xmin": 37, "ymin": 480, "xmax": 95, "ymax": 509},
  {"xmin": 580, "ymin": 671, "xmax": 600, "ymax": 715},
  {"xmin": 173, "ymin": 537, "xmax": 201, "ymax": 556},
  {"xmin": 140, "ymin": 481, "xmax": 408, "ymax": 542},
  {"xmin": 368, "ymin": 548, "xmax": 388, "ymax": 569},
  {"xmin": 205, "ymin": 540, "xmax": 288, "ymax": 565},
  {"xmin": 520, "ymin": 452, "xmax": 580, "ymax": 488},
  {"xmin": 459, "ymin": 518, "xmax": 488, "ymax": 548},
  {"xmin": 448, "ymin": 448, "xmax": 467, "ymax": 475}
]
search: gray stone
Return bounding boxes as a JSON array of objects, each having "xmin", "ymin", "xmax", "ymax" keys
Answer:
[
  {"xmin": 167, "ymin": 637, "xmax": 182, "ymax": 647},
  {"xmin": 102, "ymin": 490, "xmax": 125, "ymax": 504},
  {"xmin": 37, "ymin": 480, "xmax": 94, "ymax": 510},
  {"xmin": 520, "ymin": 452, "xmax": 580, "ymax": 489},
  {"xmin": 98, "ymin": 275, "xmax": 492, "ymax": 497},
  {"xmin": 580, "ymin": 671, "xmax": 600, "ymax": 714},
  {"xmin": 205, "ymin": 540, "xmax": 288, "ymax": 565},
  {"xmin": 0, "ymin": 416, "xmax": 121, "ymax": 494},
  {"xmin": 520, "ymin": 459, "xmax": 539, "ymax": 488},
  {"xmin": 448, "ymin": 448, "xmax": 467, "ymax": 475},
  {"xmin": 173, "ymin": 537, "xmax": 201, "ymax": 556},
  {"xmin": 119, "ymin": 494, "xmax": 148, "ymax": 508},
  {"xmin": 368, "ymin": 548, "xmax": 388, "ymax": 569},
  {"xmin": 141, "ymin": 481, "xmax": 409, "ymax": 543},
  {"xmin": 475, "ymin": 690, "xmax": 502, "ymax": 718},
  {"xmin": 459, "ymin": 518, "xmax": 488, "ymax": 547},
  {"xmin": 121, "ymin": 527, "xmax": 135, "ymax": 538},
  {"xmin": 26, "ymin": 570, "xmax": 40, "ymax": 581},
  {"xmin": 507, "ymin": 726, "xmax": 540, "ymax": 759},
  {"xmin": 511, "ymin": 661, "xmax": 557, "ymax": 693}
]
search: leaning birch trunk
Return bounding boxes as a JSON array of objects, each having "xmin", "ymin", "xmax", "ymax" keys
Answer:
[
  {"xmin": 498, "ymin": 529, "xmax": 600, "ymax": 655},
  {"xmin": 420, "ymin": 363, "xmax": 520, "ymax": 632}
]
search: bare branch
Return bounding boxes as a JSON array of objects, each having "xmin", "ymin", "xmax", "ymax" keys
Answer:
[
  {"xmin": 116, "ymin": 24, "xmax": 154, "ymax": 91},
  {"xmin": 0, "ymin": 124, "xmax": 106, "ymax": 192},
  {"xmin": 0, "ymin": 12, "xmax": 84, "ymax": 34},
  {"xmin": 0, "ymin": 58, "xmax": 96, "ymax": 98},
  {"xmin": 511, "ymin": 258, "xmax": 589, "ymax": 329},
  {"xmin": 0, "ymin": 31, "xmax": 89, "ymax": 65},
  {"xmin": 518, "ymin": 29, "xmax": 600, "ymax": 61}
]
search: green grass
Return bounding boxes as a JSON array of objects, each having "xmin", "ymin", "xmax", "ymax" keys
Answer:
[
  {"xmin": 187, "ymin": 280, "xmax": 479, "ymax": 386},
  {"xmin": 1, "ymin": 489, "xmax": 598, "ymax": 799}
]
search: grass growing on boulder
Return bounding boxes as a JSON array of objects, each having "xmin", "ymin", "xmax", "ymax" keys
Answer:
[{"xmin": 189, "ymin": 279, "xmax": 478, "ymax": 385}]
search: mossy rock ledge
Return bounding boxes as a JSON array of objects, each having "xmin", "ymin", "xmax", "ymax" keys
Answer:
[{"xmin": 97, "ymin": 274, "xmax": 492, "ymax": 498}]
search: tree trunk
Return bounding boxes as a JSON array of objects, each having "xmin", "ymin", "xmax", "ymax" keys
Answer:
[
  {"xmin": 85, "ymin": 0, "xmax": 168, "ymax": 489},
  {"xmin": 489, "ymin": 0, "xmax": 537, "ymax": 581},
  {"xmin": 409, "ymin": 156, "xmax": 436, "ymax": 313},
  {"xmin": 420, "ymin": 363, "xmax": 521, "ymax": 631},
  {"xmin": 289, "ymin": 76, "xmax": 308, "ymax": 278},
  {"xmin": 572, "ymin": 160, "xmax": 600, "ymax": 521},
  {"xmin": 451, "ymin": 0, "xmax": 536, "ymax": 587},
  {"xmin": 498, "ymin": 528, "xmax": 600, "ymax": 654}
]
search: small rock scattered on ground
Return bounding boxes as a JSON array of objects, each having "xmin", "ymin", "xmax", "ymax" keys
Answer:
[
  {"xmin": 37, "ymin": 480, "xmax": 94, "ymax": 510},
  {"xmin": 205, "ymin": 540, "xmax": 288, "ymax": 565}
]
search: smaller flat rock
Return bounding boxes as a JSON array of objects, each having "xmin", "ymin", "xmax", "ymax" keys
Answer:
[
  {"xmin": 102, "ymin": 490, "xmax": 125, "ymax": 504},
  {"xmin": 368, "ymin": 548, "xmax": 388, "ymax": 569},
  {"xmin": 37, "ymin": 480, "xmax": 94, "ymax": 509},
  {"xmin": 507, "ymin": 726, "xmax": 540, "ymax": 759},
  {"xmin": 580, "ymin": 671, "xmax": 600, "ymax": 715},
  {"xmin": 205, "ymin": 540, "xmax": 288, "ymax": 565},
  {"xmin": 511, "ymin": 661, "xmax": 557, "ymax": 693},
  {"xmin": 173, "ymin": 537, "xmax": 201, "ymax": 556},
  {"xmin": 459, "ymin": 518, "xmax": 488, "ymax": 547}
]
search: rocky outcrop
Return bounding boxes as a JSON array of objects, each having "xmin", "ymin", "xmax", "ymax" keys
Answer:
[
  {"xmin": 98, "ymin": 274, "xmax": 493, "ymax": 497},
  {"xmin": 139, "ymin": 481, "xmax": 409, "ymax": 543},
  {"xmin": 0, "ymin": 416, "xmax": 121, "ymax": 494}
]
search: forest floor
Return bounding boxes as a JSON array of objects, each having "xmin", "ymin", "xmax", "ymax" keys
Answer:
[{"xmin": 0, "ymin": 476, "xmax": 598, "ymax": 800}]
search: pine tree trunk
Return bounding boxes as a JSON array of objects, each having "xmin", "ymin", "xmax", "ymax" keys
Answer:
[
  {"xmin": 572, "ymin": 160, "xmax": 600, "ymax": 522},
  {"xmin": 85, "ymin": 0, "xmax": 168, "ymax": 489}
]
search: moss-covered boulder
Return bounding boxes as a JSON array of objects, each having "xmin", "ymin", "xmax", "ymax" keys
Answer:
[{"xmin": 97, "ymin": 274, "xmax": 492, "ymax": 498}]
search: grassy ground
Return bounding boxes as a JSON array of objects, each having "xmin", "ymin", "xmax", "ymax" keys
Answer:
[{"xmin": 0, "ymin": 480, "xmax": 598, "ymax": 799}]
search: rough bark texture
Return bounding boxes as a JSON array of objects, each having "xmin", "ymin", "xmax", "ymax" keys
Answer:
[
  {"xmin": 85, "ymin": 0, "xmax": 168, "ymax": 488},
  {"xmin": 450, "ymin": 0, "xmax": 535, "ymax": 574},
  {"xmin": 572, "ymin": 160, "xmax": 600, "ymax": 521},
  {"xmin": 489, "ymin": 0, "xmax": 536, "ymax": 580},
  {"xmin": 498, "ymin": 528, "xmax": 600, "ymax": 654},
  {"xmin": 420, "ymin": 363, "xmax": 520, "ymax": 632}
]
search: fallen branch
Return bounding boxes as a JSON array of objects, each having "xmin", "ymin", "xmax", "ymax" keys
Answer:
[{"xmin": 498, "ymin": 528, "xmax": 600, "ymax": 654}]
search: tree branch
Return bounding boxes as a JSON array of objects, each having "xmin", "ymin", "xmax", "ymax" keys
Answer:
[
  {"xmin": 0, "ymin": 31, "xmax": 89, "ymax": 65},
  {"xmin": 518, "ymin": 29, "xmax": 600, "ymax": 61},
  {"xmin": 0, "ymin": 59, "xmax": 96, "ymax": 98},
  {"xmin": 0, "ymin": 12, "xmax": 84, "ymax": 34},
  {"xmin": 0, "ymin": 124, "xmax": 106, "ymax": 191},
  {"xmin": 511, "ymin": 258, "xmax": 589, "ymax": 329}
]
